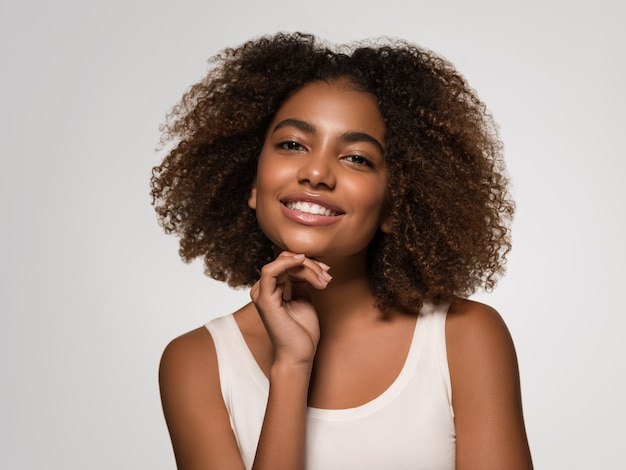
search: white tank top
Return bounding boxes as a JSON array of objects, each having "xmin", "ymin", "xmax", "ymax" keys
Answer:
[{"xmin": 206, "ymin": 302, "xmax": 456, "ymax": 470}]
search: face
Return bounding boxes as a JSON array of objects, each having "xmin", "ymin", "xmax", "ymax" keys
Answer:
[{"xmin": 248, "ymin": 80, "xmax": 390, "ymax": 260}]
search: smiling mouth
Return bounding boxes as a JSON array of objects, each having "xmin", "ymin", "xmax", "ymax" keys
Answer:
[{"xmin": 283, "ymin": 201, "xmax": 341, "ymax": 217}]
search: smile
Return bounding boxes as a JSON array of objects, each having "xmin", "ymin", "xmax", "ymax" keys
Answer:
[{"xmin": 284, "ymin": 201, "xmax": 340, "ymax": 217}]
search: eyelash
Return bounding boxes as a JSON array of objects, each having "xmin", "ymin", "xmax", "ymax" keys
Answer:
[
  {"xmin": 343, "ymin": 154, "xmax": 374, "ymax": 168},
  {"xmin": 278, "ymin": 140, "xmax": 305, "ymax": 151},
  {"xmin": 276, "ymin": 141, "xmax": 375, "ymax": 168}
]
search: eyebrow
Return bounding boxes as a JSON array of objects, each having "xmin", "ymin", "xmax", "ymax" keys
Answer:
[
  {"xmin": 273, "ymin": 118, "xmax": 316, "ymax": 134},
  {"xmin": 341, "ymin": 131, "xmax": 385, "ymax": 154},
  {"xmin": 272, "ymin": 118, "xmax": 385, "ymax": 154}
]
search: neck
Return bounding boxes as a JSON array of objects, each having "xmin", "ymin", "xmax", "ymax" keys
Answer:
[{"xmin": 298, "ymin": 252, "xmax": 385, "ymax": 334}]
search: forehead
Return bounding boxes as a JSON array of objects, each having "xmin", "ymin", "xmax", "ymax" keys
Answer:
[{"xmin": 270, "ymin": 81, "xmax": 385, "ymax": 140}]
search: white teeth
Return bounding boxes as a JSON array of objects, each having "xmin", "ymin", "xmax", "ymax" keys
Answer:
[{"xmin": 285, "ymin": 201, "xmax": 337, "ymax": 216}]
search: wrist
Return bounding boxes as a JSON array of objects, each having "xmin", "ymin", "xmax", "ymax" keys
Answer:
[{"xmin": 270, "ymin": 359, "xmax": 313, "ymax": 380}]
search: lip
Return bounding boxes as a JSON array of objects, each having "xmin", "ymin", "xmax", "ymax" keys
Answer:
[{"xmin": 280, "ymin": 193, "xmax": 345, "ymax": 226}]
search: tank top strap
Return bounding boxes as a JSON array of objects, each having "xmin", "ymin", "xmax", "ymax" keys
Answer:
[
  {"xmin": 205, "ymin": 315, "xmax": 269, "ymax": 403},
  {"xmin": 415, "ymin": 301, "xmax": 453, "ymax": 417}
]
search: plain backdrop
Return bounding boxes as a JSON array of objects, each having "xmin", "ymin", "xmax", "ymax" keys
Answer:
[{"xmin": 2, "ymin": 0, "xmax": 624, "ymax": 468}]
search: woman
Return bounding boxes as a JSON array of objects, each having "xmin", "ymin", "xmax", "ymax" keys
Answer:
[{"xmin": 152, "ymin": 32, "xmax": 532, "ymax": 469}]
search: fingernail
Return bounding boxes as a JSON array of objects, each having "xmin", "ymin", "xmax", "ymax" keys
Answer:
[
  {"xmin": 318, "ymin": 262, "xmax": 331, "ymax": 271},
  {"xmin": 292, "ymin": 254, "xmax": 305, "ymax": 260},
  {"xmin": 320, "ymin": 271, "xmax": 332, "ymax": 282}
]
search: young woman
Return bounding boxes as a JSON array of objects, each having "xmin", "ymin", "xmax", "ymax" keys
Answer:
[{"xmin": 152, "ymin": 32, "xmax": 532, "ymax": 469}]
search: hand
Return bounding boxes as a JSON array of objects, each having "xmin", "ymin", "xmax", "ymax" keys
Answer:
[{"xmin": 250, "ymin": 252, "xmax": 332, "ymax": 366}]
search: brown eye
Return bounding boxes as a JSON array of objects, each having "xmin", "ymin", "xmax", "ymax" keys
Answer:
[
  {"xmin": 278, "ymin": 141, "xmax": 305, "ymax": 151},
  {"xmin": 344, "ymin": 154, "xmax": 374, "ymax": 167}
]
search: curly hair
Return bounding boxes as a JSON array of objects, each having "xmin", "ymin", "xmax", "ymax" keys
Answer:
[{"xmin": 151, "ymin": 32, "xmax": 514, "ymax": 314}]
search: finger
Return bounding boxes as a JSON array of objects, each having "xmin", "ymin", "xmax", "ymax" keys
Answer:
[
  {"xmin": 249, "ymin": 280, "xmax": 260, "ymax": 302},
  {"xmin": 259, "ymin": 251, "xmax": 331, "ymax": 288},
  {"xmin": 255, "ymin": 253, "xmax": 307, "ymax": 304},
  {"xmin": 255, "ymin": 253, "xmax": 332, "ymax": 309},
  {"xmin": 286, "ymin": 257, "xmax": 332, "ymax": 289},
  {"xmin": 258, "ymin": 252, "xmax": 306, "ymax": 286}
]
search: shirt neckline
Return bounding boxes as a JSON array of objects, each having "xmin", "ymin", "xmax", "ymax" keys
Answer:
[{"xmin": 227, "ymin": 309, "xmax": 426, "ymax": 420}]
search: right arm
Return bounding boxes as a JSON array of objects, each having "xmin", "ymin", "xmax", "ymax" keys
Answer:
[
  {"xmin": 250, "ymin": 252, "xmax": 330, "ymax": 470},
  {"xmin": 159, "ymin": 327, "xmax": 246, "ymax": 470},
  {"xmin": 160, "ymin": 252, "xmax": 329, "ymax": 470}
]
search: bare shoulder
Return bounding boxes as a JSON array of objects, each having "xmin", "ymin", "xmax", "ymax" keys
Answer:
[
  {"xmin": 160, "ymin": 326, "xmax": 216, "ymax": 384},
  {"xmin": 159, "ymin": 323, "xmax": 246, "ymax": 470},
  {"xmin": 445, "ymin": 297, "xmax": 519, "ymax": 397},
  {"xmin": 158, "ymin": 325, "xmax": 221, "ymax": 434},
  {"xmin": 445, "ymin": 299, "xmax": 533, "ymax": 469},
  {"xmin": 445, "ymin": 298, "xmax": 514, "ymax": 354}
]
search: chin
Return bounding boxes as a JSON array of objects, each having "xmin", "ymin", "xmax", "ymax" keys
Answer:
[
  {"xmin": 274, "ymin": 239, "xmax": 329, "ymax": 258},
  {"xmin": 283, "ymin": 244, "xmax": 326, "ymax": 258}
]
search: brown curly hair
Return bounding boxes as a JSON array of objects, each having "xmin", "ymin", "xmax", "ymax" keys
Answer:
[{"xmin": 150, "ymin": 32, "xmax": 514, "ymax": 314}]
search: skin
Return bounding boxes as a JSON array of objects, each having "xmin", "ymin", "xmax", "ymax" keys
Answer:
[
  {"xmin": 248, "ymin": 80, "xmax": 391, "ymax": 259},
  {"xmin": 159, "ymin": 80, "xmax": 533, "ymax": 469}
]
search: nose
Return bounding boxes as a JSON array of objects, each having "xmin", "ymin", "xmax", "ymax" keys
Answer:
[{"xmin": 297, "ymin": 150, "xmax": 336, "ymax": 189}]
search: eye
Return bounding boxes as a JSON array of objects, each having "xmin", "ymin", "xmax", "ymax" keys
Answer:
[
  {"xmin": 277, "ymin": 140, "xmax": 305, "ymax": 152},
  {"xmin": 344, "ymin": 154, "xmax": 374, "ymax": 167}
]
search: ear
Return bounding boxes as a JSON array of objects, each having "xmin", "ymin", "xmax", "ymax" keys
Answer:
[
  {"xmin": 379, "ymin": 197, "xmax": 392, "ymax": 233},
  {"xmin": 380, "ymin": 216, "xmax": 392, "ymax": 234},
  {"xmin": 248, "ymin": 185, "xmax": 257, "ymax": 210}
]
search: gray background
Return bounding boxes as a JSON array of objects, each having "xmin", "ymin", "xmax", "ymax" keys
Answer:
[{"xmin": 2, "ymin": 0, "xmax": 624, "ymax": 468}]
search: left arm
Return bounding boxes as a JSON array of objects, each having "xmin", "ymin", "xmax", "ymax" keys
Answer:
[{"xmin": 446, "ymin": 299, "xmax": 533, "ymax": 470}]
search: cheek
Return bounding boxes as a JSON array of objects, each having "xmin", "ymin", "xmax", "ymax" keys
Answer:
[
  {"xmin": 348, "ymin": 178, "xmax": 388, "ymax": 212},
  {"xmin": 254, "ymin": 159, "xmax": 298, "ymax": 210},
  {"xmin": 356, "ymin": 178, "xmax": 389, "ymax": 231}
]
